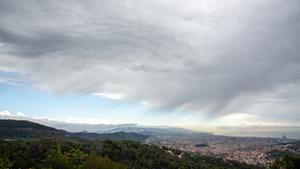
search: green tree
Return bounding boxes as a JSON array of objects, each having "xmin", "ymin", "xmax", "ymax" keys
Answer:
[
  {"xmin": 81, "ymin": 153, "xmax": 127, "ymax": 169},
  {"xmin": 269, "ymin": 156, "xmax": 300, "ymax": 169},
  {"xmin": 0, "ymin": 158, "xmax": 13, "ymax": 169},
  {"xmin": 64, "ymin": 148, "xmax": 88, "ymax": 169},
  {"xmin": 44, "ymin": 144, "xmax": 74, "ymax": 169}
]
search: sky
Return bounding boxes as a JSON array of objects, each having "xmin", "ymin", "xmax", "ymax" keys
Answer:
[{"xmin": 0, "ymin": 0, "xmax": 300, "ymax": 138}]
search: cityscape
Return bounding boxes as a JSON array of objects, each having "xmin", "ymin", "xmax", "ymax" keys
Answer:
[
  {"xmin": 146, "ymin": 135, "xmax": 299, "ymax": 167},
  {"xmin": 1, "ymin": 0, "xmax": 300, "ymax": 168}
]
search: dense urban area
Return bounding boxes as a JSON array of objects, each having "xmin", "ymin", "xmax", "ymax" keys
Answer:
[{"xmin": 146, "ymin": 135, "xmax": 300, "ymax": 167}]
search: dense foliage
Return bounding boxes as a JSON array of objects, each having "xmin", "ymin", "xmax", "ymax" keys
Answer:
[
  {"xmin": 71, "ymin": 131, "xmax": 148, "ymax": 142},
  {"xmin": 268, "ymin": 155, "xmax": 300, "ymax": 169},
  {"xmin": 0, "ymin": 138, "xmax": 262, "ymax": 169},
  {"xmin": 0, "ymin": 120, "xmax": 66, "ymax": 139}
]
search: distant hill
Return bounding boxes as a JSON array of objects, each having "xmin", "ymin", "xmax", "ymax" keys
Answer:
[
  {"xmin": 45, "ymin": 121, "xmax": 212, "ymax": 139},
  {"xmin": 0, "ymin": 120, "xmax": 148, "ymax": 142},
  {"xmin": 71, "ymin": 131, "xmax": 148, "ymax": 142},
  {"xmin": 108, "ymin": 126, "xmax": 212, "ymax": 139},
  {"xmin": 1, "ymin": 116, "xmax": 211, "ymax": 139},
  {"xmin": 0, "ymin": 119, "xmax": 66, "ymax": 139}
]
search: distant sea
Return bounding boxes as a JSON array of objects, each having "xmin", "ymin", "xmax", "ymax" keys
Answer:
[{"xmin": 218, "ymin": 130, "xmax": 300, "ymax": 139}]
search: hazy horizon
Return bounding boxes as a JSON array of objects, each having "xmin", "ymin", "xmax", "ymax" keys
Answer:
[
  {"xmin": 1, "ymin": 0, "xmax": 300, "ymax": 139},
  {"xmin": 1, "ymin": 112, "xmax": 299, "ymax": 139}
]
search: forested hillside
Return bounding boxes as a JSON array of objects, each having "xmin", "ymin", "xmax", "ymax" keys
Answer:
[
  {"xmin": 0, "ymin": 138, "xmax": 262, "ymax": 169},
  {"xmin": 0, "ymin": 119, "xmax": 66, "ymax": 139}
]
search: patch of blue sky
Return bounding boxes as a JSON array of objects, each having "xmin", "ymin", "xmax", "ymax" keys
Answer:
[{"xmin": 0, "ymin": 82, "xmax": 147, "ymax": 123}]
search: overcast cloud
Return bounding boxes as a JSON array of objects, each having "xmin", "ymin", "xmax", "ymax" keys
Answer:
[{"xmin": 0, "ymin": 0, "xmax": 300, "ymax": 118}]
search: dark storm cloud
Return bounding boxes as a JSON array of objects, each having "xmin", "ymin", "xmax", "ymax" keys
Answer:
[{"xmin": 0, "ymin": 0, "xmax": 300, "ymax": 117}]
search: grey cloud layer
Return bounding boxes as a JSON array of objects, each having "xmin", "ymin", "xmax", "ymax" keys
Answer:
[{"xmin": 0, "ymin": 0, "xmax": 300, "ymax": 116}]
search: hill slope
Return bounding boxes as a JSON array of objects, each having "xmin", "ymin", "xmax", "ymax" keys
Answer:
[
  {"xmin": 0, "ymin": 120, "xmax": 66, "ymax": 139},
  {"xmin": 0, "ymin": 120, "xmax": 148, "ymax": 142},
  {"xmin": 0, "ymin": 138, "xmax": 263, "ymax": 169},
  {"xmin": 72, "ymin": 131, "xmax": 148, "ymax": 142}
]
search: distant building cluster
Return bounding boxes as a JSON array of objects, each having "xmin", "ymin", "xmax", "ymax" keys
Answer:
[{"xmin": 145, "ymin": 136, "xmax": 299, "ymax": 167}]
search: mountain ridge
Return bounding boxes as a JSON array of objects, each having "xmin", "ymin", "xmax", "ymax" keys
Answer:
[
  {"xmin": 0, "ymin": 119, "xmax": 148, "ymax": 142},
  {"xmin": 0, "ymin": 115, "xmax": 212, "ymax": 139}
]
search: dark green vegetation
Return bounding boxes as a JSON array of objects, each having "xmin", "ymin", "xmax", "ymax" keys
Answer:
[
  {"xmin": 0, "ymin": 139, "xmax": 127, "ymax": 169},
  {"xmin": 0, "ymin": 138, "xmax": 263, "ymax": 169},
  {"xmin": 0, "ymin": 120, "xmax": 148, "ymax": 142},
  {"xmin": 267, "ymin": 150, "xmax": 300, "ymax": 160},
  {"xmin": 269, "ymin": 156, "xmax": 300, "ymax": 169},
  {"xmin": 71, "ymin": 131, "xmax": 147, "ymax": 142},
  {"xmin": 194, "ymin": 144, "xmax": 208, "ymax": 148},
  {"xmin": 0, "ymin": 119, "xmax": 66, "ymax": 139}
]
